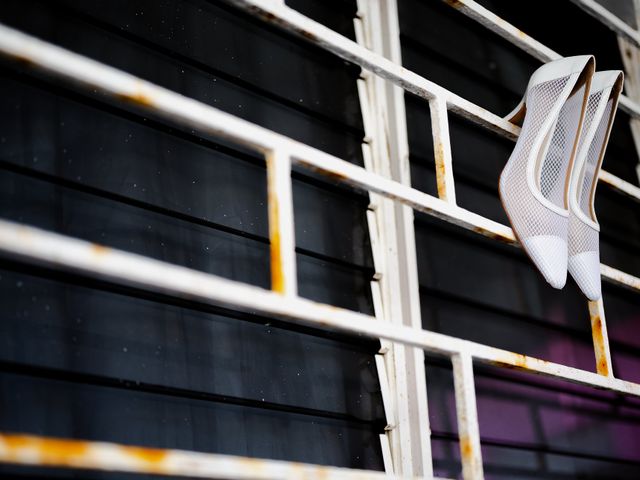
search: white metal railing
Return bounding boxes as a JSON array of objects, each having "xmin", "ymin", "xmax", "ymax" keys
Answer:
[
  {"xmin": 0, "ymin": 433, "xmax": 444, "ymax": 480},
  {"xmin": 439, "ymin": 0, "xmax": 640, "ymax": 125},
  {"xmin": 0, "ymin": 0, "xmax": 638, "ymax": 479},
  {"xmin": 226, "ymin": 0, "xmax": 640, "ymax": 202}
]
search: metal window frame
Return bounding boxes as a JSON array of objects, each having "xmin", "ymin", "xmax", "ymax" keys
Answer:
[
  {"xmin": 354, "ymin": 0, "xmax": 433, "ymax": 476},
  {"xmin": 0, "ymin": 0, "xmax": 639, "ymax": 479}
]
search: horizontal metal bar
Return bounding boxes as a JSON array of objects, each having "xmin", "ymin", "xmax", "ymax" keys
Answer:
[
  {"xmin": 1, "ymin": 219, "xmax": 639, "ymax": 398},
  {"xmin": 0, "ymin": 23, "xmax": 636, "ymax": 290},
  {"xmin": 2, "ymin": 14, "xmax": 636, "ymax": 222},
  {"xmin": 439, "ymin": 0, "xmax": 640, "ymax": 121},
  {"xmin": 599, "ymin": 169, "xmax": 640, "ymax": 201},
  {"xmin": 441, "ymin": 0, "xmax": 561, "ymax": 63},
  {"xmin": 601, "ymin": 263, "xmax": 640, "ymax": 291},
  {"xmin": 619, "ymin": 94, "xmax": 640, "ymax": 120},
  {"xmin": 224, "ymin": 0, "xmax": 519, "ymax": 140},
  {"xmin": 227, "ymin": 0, "xmax": 640, "ymax": 203},
  {"xmin": 569, "ymin": 0, "xmax": 640, "ymax": 48},
  {"xmin": 0, "ymin": 433, "xmax": 451, "ymax": 479}
]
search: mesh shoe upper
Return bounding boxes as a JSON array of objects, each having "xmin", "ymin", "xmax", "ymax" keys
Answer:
[
  {"xmin": 568, "ymin": 73, "xmax": 620, "ymax": 300},
  {"xmin": 500, "ymin": 70, "xmax": 587, "ymax": 289}
]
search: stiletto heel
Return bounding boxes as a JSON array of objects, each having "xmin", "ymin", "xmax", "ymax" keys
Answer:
[
  {"xmin": 499, "ymin": 55, "xmax": 595, "ymax": 289},
  {"xmin": 568, "ymin": 70, "xmax": 624, "ymax": 300}
]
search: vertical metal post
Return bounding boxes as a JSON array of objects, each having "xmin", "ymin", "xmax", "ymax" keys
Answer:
[
  {"xmin": 266, "ymin": 149, "xmax": 297, "ymax": 297},
  {"xmin": 355, "ymin": 14, "xmax": 408, "ymax": 472},
  {"xmin": 588, "ymin": 299, "xmax": 614, "ymax": 377},
  {"xmin": 452, "ymin": 353, "xmax": 484, "ymax": 480},
  {"xmin": 355, "ymin": 0, "xmax": 434, "ymax": 476},
  {"xmin": 429, "ymin": 96, "xmax": 457, "ymax": 204},
  {"xmin": 618, "ymin": 27, "xmax": 640, "ymax": 184},
  {"xmin": 377, "ymin": 0, "xmax": 434, "ymax": 475}
]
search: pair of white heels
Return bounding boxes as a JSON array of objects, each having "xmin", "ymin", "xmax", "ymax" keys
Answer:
[{"xmin": 499, "ymin": 55, "xmax": 623, "ymax": 300}]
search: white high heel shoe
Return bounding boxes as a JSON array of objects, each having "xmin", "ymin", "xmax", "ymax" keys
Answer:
[
  {"xmin": 568, "ymin": 70, "xmax": 624, "ymax": 300},
  {"xmin": 500, "ymin": 55, "xmax": 595, "ymax": 289}
]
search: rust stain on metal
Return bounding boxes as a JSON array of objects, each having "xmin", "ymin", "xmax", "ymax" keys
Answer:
[
  {"xmin": 116, "ymin": 90, "xmax": 155, "ymax": 108},
  {"xmin": 459, "ymin": 434, "xmax": 473, "ymax": 460},
  {"xmin": 492, "ymin": 351, "xmax": 549, "ymax": 372},
  {"xmin": 3, "ymin": 435, "xmax": 88, "ymax": 460},
  {"xmin": 299, "ymin": 29, "xmax": 317, "ymax": 41},
  {"xmin": 322, "ymin": 170, "xmax": 349, "ymax": 183},
  {"xmin": 304, "ymin": 164, "xmax": 349, "ymax": 184},
  {"xmin": 471, "ymin": 226, "xmax": 513, "ymax": 244},
  {"xmin": 512, "ymin": 353, "xmax": 529, "ymax": 369},
  {"xmin": 114, "ymin": 81, "xmax": 155, "ymax": 108},
  {"xmin": 0, "ymin": 434, "xmax": 345, "ymax": 477},
  {"xmin": 248, "ymin": 5, "xmax": 277, "ymax": 23},
  {"xmin": 591, "ymin": 315, "xmax": 610, "ymax": 376},
  {"xmin": 260, "ymin": 11, "xmax": 276, "ymax": 22},
  {"xmin": 13, "ymin": 54, "xmax": 35, "ymax": 68},
  {"xmin": 126, "ymin": 446, "xmax": 168, "ymax": 465},
  {"xmin": 91, "ymin": 244, "xmax": 110, "ymax": 257},
  {"xmin": 434, "ymin": 141, "xmax": 448, "ymax": 201},
  {"xmin": 267, "ymin": 154, "xmax": 285, "ymax": 295},
  {"xmin": 444, "ymin": 0, "xmax": 463, "ymax": 8},
  {"xmin": 248, "ymin": 5, "xmax": 318, "ymax": 44}
]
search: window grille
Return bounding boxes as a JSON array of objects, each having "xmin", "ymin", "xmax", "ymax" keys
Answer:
[{"xmin": 0, "ymin": 0, "xmax": 639, "ymax": 479}]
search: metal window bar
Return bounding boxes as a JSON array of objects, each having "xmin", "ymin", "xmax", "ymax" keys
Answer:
[
  {"xmin": 438, "ymin": 0, "xmax": 640, "ymax": 185},
  {"xmin": 355, "ymin": 0, "xmax": 433, "ymax": 475},
  {"xmin": 439, "ymin": 0, "xmax": 640, "ymax": 391},
  {"xmin": 0, "ymin": 0, "xmax": 637, "ymax": 478},
  {"xmin": 0, "ymin": 433, "xmax": 439, "ymax": 480}
]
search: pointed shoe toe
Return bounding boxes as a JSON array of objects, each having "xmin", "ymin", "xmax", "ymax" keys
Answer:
[
  {"xmin": 522, "ymin": 235, "xmax": 568, "ymax": 289},
  {"xmin": 568, "ymin": 251, "xmax": 602, "ymax": 300}
]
